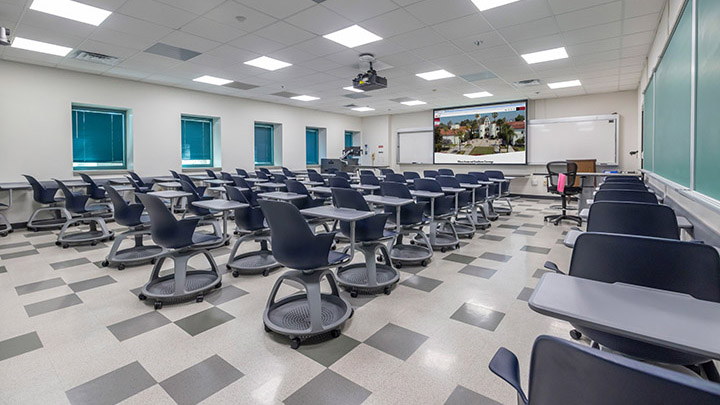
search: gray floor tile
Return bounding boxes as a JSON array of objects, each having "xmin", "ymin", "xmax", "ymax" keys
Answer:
[
  {"xmin": 65, "ymin": 361, "xmax": 156, "ymax": 405},
  {"xmin": 450, "ymin": 303, "xmax": 505, "ymax": 332},
  {"xmin": 33, "ymin": 241, "xmax": 58, "ymax": 249},
  {"xmin": 516, "ymin": 214, "xmax": 533, "ymax": 218},
  {"xmin": 203, "ymin": 285, "xmax": 248, "ymax": 306},
  {"xmin": 15, "ymin": 277, "xmax": 66, "ymax": 295},
  {"xmin": 517, "ymin": 287, "xmax": 534, "ymax": 302},
  {"xmin": 50, "ymin": 257, "xmax": 91, "ymax": 270},
  {"xmin": 0, "ymin": 265, "xmax": 6, "ymax": 274},
  {"xmin": 445, "ymin": 385, "xmax": 502, "ymax": 405},
  {"xmin": 400, "ymin": 275, "xmax": 443, "ymax": 292},
  {"xmin": 24, "ymin": 294, "xmax": 83, "ymax": 317},
  {"xmin": 442, "ymin": 253, "xmax": 476, "ymax": 264},
  {"xmin": 0, "ymin": 241, "xmax": 32, "ymax": 250},
  {"xmin": 479, "ymin": 234, "xmax": 505, "ymax": 241},
  {"xmin": 297, "ymin": 335, "xmax": 361, "ymax": 367},
  {"xmin": 339, "ymin": 290, "xmax": 376, "ymax": 308},
  {"xmin": 522, "ymin": 223, "xmax": 544, "ymax": 229},
  {"xmin": 74, "ymin": 243, "xmax": 108, "ymax": 253},
  {"xmin": 284, "ymin": 369, "xmax": 371, "ymax": 405},
  {"xmin": 108, "ymin": 311, "xmax": 172, "ymax": 342},
  {"xmin": 160, "ymin": 355, "xmax": 243, "ymax": 405},
  {"xmin": 130, "ymin": 287, "xmax": 143, "ymax": 296},
  {"xmin": 24, "ymin": 231, "xmax": 54, "ymax": 238},
  {"xmin": 68, "ymin": 275, "xmax": 117, "ymax": 293},
  {"xmin": 480, "ymin": 252, "xmax": 512, "ymax": 263},
  {"xmin": 174, "ymin": 307, "xmax": 235, "ymax": 337},
  {"xmin": 521, "ymin": 245, "xmax": 551, "ymax": 254},
  {"xmin": 1, "ymin": 249, "xmax": 39, "ymax": 260},
  {"xmin": 513, "ymin": 230, "xmax": 537, "ymax": 236},
  {"xmin": 458, "ymin": 265, "xmax": 497, "ymax": 279},
  {"xmin": 533, "ymin": 268, "xmax": 553, "ymax": 278},
  {"xmin": 0, "ymin": 331, "xmax": 43, "ymax": 361},
  {"xmin": 364, "ymin": 323, "xmax": 428, "ymax": 361},
  {"xmin": 497, "ymin": 224, "xmax": 519, "ymax": 229}
]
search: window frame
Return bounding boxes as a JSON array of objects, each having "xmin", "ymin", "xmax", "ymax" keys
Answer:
[
  {"xmin": 306, "ymin": 127, "xmax": 320, "ymax": 165},
  {"xmin": 254, "ymin": 123, "xmax": 275, "ymax": 166},
  {"xmin": 181, "ymin": 115, "xmax": 215, "ymax": 168},
  {"xmin": 71, "ymin": 105, "xmax": 128, "ymax": 171}
]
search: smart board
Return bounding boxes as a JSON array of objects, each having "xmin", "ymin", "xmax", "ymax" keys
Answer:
[{"xmin": 527, "ymin": 115, "xmax": 618, "ymax": 165}]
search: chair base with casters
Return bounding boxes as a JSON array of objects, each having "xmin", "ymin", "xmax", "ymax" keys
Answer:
[
  {"xmin": 492, "ymin": 197, "xmax": 513, "ymax": 215},
  {"xmin": 186, "ymin": 217, "xmax": 225, "ymax": 248},
  {"xmin": 443, "ymin": 211, "xmax": 475, "ymax": 238},
  {"xmin": 102, "ymin": 227, "xmax": 166, "ymax": 270},
  {"xmin": 27, "ymin": 206, "xmax": 73, "ymax": 231},
  {"xmin": 138, "ymin": 248, "xmax": 222, "ymax": 310},
  {"xmin": 226, "ymin": 232, "xmax": 281, "ymax": 277},
  {"xmin": 263, "ymin": 268, "xmax": 353, "ymax": 349},
  {"xmin": 0, "ymin": 211, "xmax": 10, "ymax": 236},
  {"xmin": 544, "ymin": 199, "xmax": 582, "ymax": 226},
  {"xmin": 55, "ymin": 212, "xmax": 114, "ymax": 248},
  {"xmin": 388, "ymin": 226, "xmax": 433, "ymax": 268},
  {"xmin": 337, "ymin": 240, "xmax": 399, "ymax": 297},
  {"xmin": 421, "ymin": 218, "xmax": 460, "ymax": 252}
]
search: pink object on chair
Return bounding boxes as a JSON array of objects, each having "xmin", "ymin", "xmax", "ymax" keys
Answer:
[{"xmin": 557, "ymin": 173, "xmax": 567, "ymax": 193}]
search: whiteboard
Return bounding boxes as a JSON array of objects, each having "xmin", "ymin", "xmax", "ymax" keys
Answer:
[
  {"xmin": 397, "ymin": 127, "xmax": 433, "ymax": 164},
  {"xmin": 527, "ymin": 114, "xmax": 618, "ymax": 165}
]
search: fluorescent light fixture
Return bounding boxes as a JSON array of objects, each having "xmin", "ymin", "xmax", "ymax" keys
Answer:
[
  {"xmin": 401, "ymin": 100, "xmax": 427, "ymax": 106},
  {"xmin": 521, "ymin": 47, "xmax": 568, "ymax": 64},
  {"xmin": 464, "ymin": 91, "xmax": 493, "ymax": 98},
  {"xmin": 193, "ymin": 75, "xmax": 232, "ymax": 86},
  {"xmin": 323, "ymin": 25, "xmax": 382, "ymax": 48},
  {"xmin": 352, "ymin": 107, "xmax": 374, "ymax": 112},
  {"xmin": 244, "ymin": 56, "xmax": 292, "ymax": 71},
  {"xmin": 30, "ymin": 0, "xmax": 111, "ymax": 26},
  {"xmin": 11, "ymin": 37, "xmax": 72, "ymax": 56},
  {"xmin": 548, "ymin": 79, "xmax": 582, "ymax": 89},
  {"xmin": 291, "ymin": 95, "xmax": 319, "ymax": 102},
  {"xmin": 416, "ymin": 69, "xmax": 455, "ymax": 81},
  {"xmin": 471, "ymin": 0, "xmax": 521, "ymax": 11},
  {"xmin": 343, "ymin": 86, "xmax": 364, "ymax": 93}
]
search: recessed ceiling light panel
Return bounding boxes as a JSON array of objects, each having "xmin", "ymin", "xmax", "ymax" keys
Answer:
[
  {"xmin": 193, "ymin": 75, "xmax": 232, "ymax": 86},
  {"xmin": 352, "ymin": 107, "xmax": 374, "ymax": 112},
  {"xmin": 291, "ymin": 95, "xmax": 320, "ymax": 102},
  {"xmin": 11, "ymin": 37, "xmax": 72, "ymax": 56},
  {"xmin": 30, "ymin": 0, "xmax": 111, "ymax": 26},
  {"xmin": 416, "ymin": 69, "xmax": 455, "ymax": 81},
  {"xmin": 548, "ymin": 79, "xmax": 582, "ymax": 89},
  {"xmin": 343, "ymin": 86, "xmax": 364, "ymax": 93},
  {"xmin": 471, "ymin": 0, "xmax": 521, "ymax": 11},
  {"xmin": 244, "ymin": 56, "xmax": 292, "ymax": 71},
  {"xmin": 401, "ymin": 100, "xmax": 427, "ymax": 106},
  {"xmin": 464, "ymin": 91, "xmax": 493, "ymax": 98},
  {"xmin": 323, "ymin": 25, "xmax": 382, "ymax": 48},
  {"xmin": 521, "ymin": 47, "xmax": 568, "ymax": 64}
]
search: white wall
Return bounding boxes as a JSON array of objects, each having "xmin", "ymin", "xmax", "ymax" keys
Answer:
[
  {"xmin": 362, "ymin": 90, "xmax": 639, "ymax": 196},
  {"xmin": 359, "ymin": 115, "xmax": 390, "ymax": 167},
  {"xmin": 0, "ymin": 60, "xmax": 361, "ymax": 222}
]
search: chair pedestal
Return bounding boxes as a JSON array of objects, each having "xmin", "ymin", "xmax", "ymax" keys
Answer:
[
  {"xmin": 226, "ymin": 233, "xmax": 281, "ymax": 277},
  {"xmin": 448, "ymin": 205, "xmax": 476, "ymax": 238},
  {"xmin": 264, "ymin": 269, "xmax": 352, "ymax": 349},
  {"xmin": 421, "ymin": 217, "xmax": 459, "ymax": 252},
  {"xmin": 388, "ymin": 226, "xmax": 433, "ymax": 267},
  {"xmin": 56, "ymin": 215, "xmax": 114, "ymax": 248},
  {"xmin": 337, "ymin": 242, "xmax": 399, "ymax": 297},
  {"xmin": 139, "ymin": 249, "xmax": 221, "ymax": 309},
  {"xmin": 103, "ymin": 227, "xmax": 166, "ymax": 269},
  {"xmin": 0, "ymin": 212, "xmax": 11, "ymax": 236},
  {"xmin": 27, "ymin": 206, "xmax": 73, "ymax": 231}
]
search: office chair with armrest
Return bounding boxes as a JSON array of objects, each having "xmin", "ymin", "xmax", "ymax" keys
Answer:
[
  {"xmin": 380, "ymin": 182, "xmax": 432, "ymax": 267},
  {"xmin": 135, "ymin": 193, "xmax": 222, "ymax": 309},
  {"xmin": 414, "ymin": 178, "xmax": 459, "ymax": 251},
  {"xmin": 23, "ymin": 175, "xmax": 72, "ymax": 230},
  {"xmin": 544, "ymin": 161, "xmax": 582, "ymax": 225},
  {"xmin": 259, "ymin": 199, "xmax": 352, "ymax": 349},
  {"xmin": 54, "ymin": 179, "xmax": 114, "ymax": 248},
  {"xmin": 489, "ymin": 335, "xmax": 720, "ymax": 405}
]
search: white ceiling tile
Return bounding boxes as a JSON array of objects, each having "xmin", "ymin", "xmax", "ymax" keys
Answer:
[
  {"xmin": 229, "ymin": 34, "xmax": 287, "ymax": 54},
  {"xmin": 430, "ymin": 13, "xmax": 492, "ymax": 40},
  {"xmin": 378, "ymin": 50, "xmax": 426, "ymax": 67},
  {"xmin": 567, "ymin": 37, "xmax": 622, "ymax": 56},
  {"xmin": 203, "ymin": 1, "xmax": 277, "ymax": 32},
  {"xmin": 236, "ymin": 0, "xmax": 316, "ymax": 19},
  {"xmin": 253, "ymin": 21, "xmax": 315, "ymax": 46},
  {"xmin": 269, "ymin": 46, "xmax": 319, "ymax": 64},
  {"xmin": 21, "ymin": 10, "xmax": 97, "ymax": 38},
  {"xmin": 89, "ymin": 27, "xmax": 157, "ymax": 51},
  {"xmin": 293, "ymin": 36, "xmax": 348, "ymax": 57},
  {"xmin": 187, "ymin": 53, "xmax": 239, "ymax": 68},
  {"xmin": 3, "ymin": 47, "xmax": 64, "ymax": 65},
  {"xmin": 405, "ymin": 0, "xmax": 479, "ymax": 25},
  {"xmin": 298, "ymin": 56, "xmax": 344, "ymax": 72},
  {"xmin": 572, "ymin": 49, "xmax": 621, "ymax": 65},
  {"xmin": 451, "ymin": 31, "xmax": 507, "ymax": 52},
  {"xmin": 354, "ymin": 39, "xmax": 406, "ymax": 58},
  {"xmin": 77, "ymin": 0, "xmax": 128, "ymax": 12},
  {"xmin": 284, "ymin": 5, "xmax": 352, "ymax": 36},
  {"xmin": 156, "ymin": 0, "xmax": 226, "ymax": 14},
  {"xmin": 555, "ymin": 1, "xmax": 623, "ymax": 32},
  {"xmin": 621, "ymin": 44, "xmax": 651, "ymax": 58},
  {"xmin": 76, "ymin": 39, "xmax": 139, "ymax": 59},
  {"xmin": 497, "ymin": 17, "xmax": 560, "ymax": 43},
  {"xmin": 548, "ymin": 0, "xmax": 616, "ymax": 14},
  {"xmin": 621, "ymin": 30, "xmax": 654, "ymax": 48},
  {"xmin": 159, "ymin": 31, "xmax": 222, "ymax": 53},
  {"xmin": 624, "ymin": 0, "xmax": 666, "ymax": 18},
  {"xmin": 13, "ymin": 23, "xmax": 85, "ymax": 48},
  {"xmin": 119, "ymin": 52, "xmax": 182, "ymax": 71},
  {"xmin": 622, "ymin": 13, "xmax": 660, "ymax": 35},
  {"xmin": 100, "ymin": 13, "xmax": 174, "ymax": 41},
  {"xmin": 563, "ymin": 21, "xmax": 622, "ymax": 44},
  {"xmin": 412, "ymin": 41, "xmax": 464, "ymax": 61},
  {"xmin": 104, "ymin": 66, "xmax": 154, "ymax": 79},
  {"xmin": 355, "ymin": 9, "xmax": 422, "ymax": 40},
  {"xmin": 0, "ymin": 1, "xmax": 24, "ymax": 25},
  {"xmin": 390, "ymin": 27, "xmax": 446, "ymax": 50},
  {"xmin": 118, "ymin": 0, "xmax": 197, "ymax": 29},
  {"xmin": 204, "ymin": 44, "xmax": 260, "ymax": 64},
  {"xmin": 322, "ymin": 0, "xmax": 399, "ymax": 22},
  {"xmin": 180, "ymin": 18, "xmax": 246, "ymax": 43},
  {"xmin": 509, "ymin": 33, "xmax": 566, "ymax": 55},
  {"xmin": 481, "ymin": 0, "xmax": 553, "ymax": 29}
]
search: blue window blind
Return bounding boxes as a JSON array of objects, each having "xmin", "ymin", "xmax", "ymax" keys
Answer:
[
  {"xmin": 345, "ymin": 131, "xmax": 353, "ymax": 148},
  {"xmin": 306, "ymin": 128, "xmax": 319, "ymax": 165},
  {"xmin": 181, "ymin": 116, "xmax": 213, "ymax": 168},
  {"xmin": 72, "ymin": 106, "xmax": 126, "ymax": 170},
  {"xmin": 255, "ymin": 124, "xmax": 274, "ymax": 166}
]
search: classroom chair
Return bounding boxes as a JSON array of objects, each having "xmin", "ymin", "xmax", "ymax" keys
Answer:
[
  {"xmin": 0, "ymin": 202, "xmax": 10, "ymax": 236},
  {"xmin": 178, "ymin": 173, "xmax": 207, "ymax": 196},
  {"xmin": 489, "ymin": 335, "xmax": 720, "ymax": 405},
  {"xmin": 231, "ymin": 175, "xmax": 252, "ymax": 190},
  {"xmin": 128, "ymin": 172, "xmax": 152, "ymax": 190},
  {"xmin": 281, "ymin": 167, "xmax": 297, "ymax": 179},
  {"xmin": 22, "ymin": 174, "xmax": 72, "ymax": 231},
  {"xmin": 285, "ymin": 180, "xmax": 330, "ymax": 231},
  {"xmin": 485, "ymin": 170, "xmax": 512, "ymax": 214},
  {"xmin": 306, "ymin": 170, "xmax": 327, "ymax": 186},
  {"xmin": 436, "ymin": 175, "xmax": 475, "ymax": 238},
  {"xmin": 135, "ymin": 193, "xmax": 223, "ymax": 310},
  {"xmin": 544, "ymin": 161, "xmax": 583, "ymax": 226},
  {"xmin": 469, "ymin": 171, "xmax": 500, "ymax": 221},
  {"xmin": 598, "ymin": 182, "xmax": 649, "ymax": 191},
  {"xmin": 179, "ymin": 180, "xmax": 223, "ymax": 243},
  {"xmin": 255, "ymin": 170, "xmax": 271, "ymax": 180},
  {"xmin": 437, "ymin": 168, "xmax": 454, "ymax": 176},
  {"xmin": 78, "ymin": 173, "xmax": 108, "ymax": 203},
  {"xmin": 423, "ymin": 170, "xmax": 438, "ymax": 178},
  {"xmin": 235, "ymin": 169, "xmax": 249, "ymax": 178},
  {"xmin": 259, "ymin": 199, "xmax": 352, "ymax": 349},
  {"xmin": 403, "ymin": 171, "xmax": 421, "ymax": 181},
  {"xmin": 205, "ymin": 169, "xmax": 217, "ymax": 179},
  {"xmin": 334, "ymin": 171, "xmax": 351, "ymax": 181},
  {"xmin": 220, "ymin": 172, "xmax": 234, "ymax": 183},
  {"xmin": 359, "ymin": 174, "xmax": 381, "ymax": 194},
  {"xmin": 593, "ymin": 190, "xmax": 658, "ymax": 204},
  {"xmin": 328, "ymin": 177, "xmax": 352, "ymax": 189},
  {"xmin": 380, "ymin": 182, "xmax": 432, "ymax": 267},
  {"xmin": 170, "ymin": 170, "xmax": 181, "ymax": 179},
  {"xmin": 380, "ymin": 168, "xmax": 394, "ymax": 176},
  {"xmin": 602, "ymin": 175, "xmax": 644, "ymax": 183},
  {"xmin": 414, "ymin": 178, "xmax": 459, "ymax": 252},
  {"xmin": 54, "ymin": 179, "xmax": 114, "ymax": 248},
  {"xmin": 456, "ymin": 173, "xmax": 490, "ymax": 229},
  {"xmin": 359, "ymin": 170, "xmax": 375, "ymax": 176}
]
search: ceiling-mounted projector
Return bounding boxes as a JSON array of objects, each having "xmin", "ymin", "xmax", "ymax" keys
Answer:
[
  {"xmin": 352, "ymin": 53, "xmax": 387, "ymax": 91},
  {"xmin": 0, "ymin": 27, "xmax": 10, "ymax": 46}
]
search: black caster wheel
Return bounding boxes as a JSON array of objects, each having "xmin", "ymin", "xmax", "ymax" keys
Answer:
[
  {"xmin": 410, "ymin": 240, "xmax": 415, "ymax": 245},
  {"xmin": 55, "ymin": 241, "xmax": 62, "ymax": 246},
  {"xmin": 290, "ymin": 338, "xmax": 301, "ymax": 350},
  {"xmin": 118, "ymin": 264, "xmax": 126, "ymax": 271},
  {"xmin": 331, "ymin": 329, "xmax": 341, "ymax": 338},
  {"xmin": 215, "ymin": 282, "xmax": 222, "ymax": 289},
  {"xmin": 384, "ymin": 286, "xmax": 391, "ymax": 295},
  {"xmin": 350, "ymin": 290, "xmax": 358, "ymax": 298},
  {"xmin": 91, "ymin": 241, "xmax": 97, "ymax": 246},
  {"xmin": 232, "ymin": 270, "xmax": 240, "ymax": 278},
  {"xmin": 224, "ymin": 240, "xmax": 230, "ymax": 246},
  {"xmin": 33, "ymin": 229, "xmax": 38, "ymax": 232},
  {"xmin": 263, "ymin": 270, "xmax": 270, "ymax": 277},
  {"xmin": 395, "ymin": 262, "xmax": 402, "ymax": 269},
  {"xmin": 455, "ymin": 244, "xmax": 461, "ymax": 249},
  {"xmin": 109, "ymin": 236, "xmax": 115, "ymax": 241},
  {"xmin": 151, "ymin": 258, "xmax": 157, "ymax": 264},
  {"xmin": 62, "ymin": 244, "xmax": 69, "ymax": 249},
  {"xmin": 196, "ymin": 295, "xmax": 204, "ymax": 303},
  {"xmin": 377, "ymin": 256, "xmax": 383, "ymax": 262},
  {"xmin": 138, "ymin": 294, "xmax": 147, "ymax": 301},
  {"xmin": 441, "ymin": 247, "xmax": 447, "ymax": 253},
  {"xmin": 264, "ymin": 324, "xmax": 271, "ymax": 333},
  {"xmin": 226, "ymin": 265, "xmax": 232, "ymax": 270},
  {"xmin": 570, "ymin": 330, "xmax": 582, "ymax": 340},
  {"xmin": 331, "ymin": 245, "xmax": 336, "ymax": 251},
  {"xmin": 101, "ymin": 260, "xmax": 109, "ymax": 267},
  {"xmin": 421, "ymin": 260, "xmax": 429, "ymax": 266},
  {"xmin": 349, "ymin": 308, "xmax": 355, "ymax": 319},
  {"xmin": 154, "ymin": 301, "xmax": 163, "ymax": 310}
]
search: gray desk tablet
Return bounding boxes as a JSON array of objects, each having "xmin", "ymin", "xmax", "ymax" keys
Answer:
[
  {"xmin": 203, "ymin": 179, "xmax": 233, "ymax": 186},
  {"xmin": 301, "ymin": 206, "xmax": 375, "ymax": 257},
  {"xmin": 301, "ymin": 180, "xmax": 324, "ymax": 187},
  {"xmin": 258, "ymin": 192, "xmax": 307, "ymax": 201},
  {"xmin": 307, "ymin": 186, "xmax": 333, "ymax": 195},
  {"xmin": 676, "ymin": 215, "xmax": 692, "ymax": 230},
  {"xmin": 364, "ymin": 195, "xmax": 413, "ymax": 230},
  {"xmin": 107, "ymin": 177, "xmax": 131, "ymax": 185},
  {"xmin": 192, "ymin": 200, "xmax": 248, "ymax": 244},
  {"xmin": 152, "ymin": 176, "xmax": 176, "ymax": 182},
  {"xmin": 352, "ymin": 184, "xmax": 381, "ymax": 191},
  {"xmin": 148, "ymin": 190, "xmax": 191, "ymax": 213},
  {"xmin": 101, "ymin": 185, "xmax": 133, "ymax": 192},
  {"xmin": 157, "ymin": 181, "xmax": 182, "ymax": 189},
  {"xmin": 244, "ymin": 178, "xmax": 268, "ymax": 184},
  {"xmin": 256, "ymin": 182, "xmax": 287, "ymax": 191},
  {"xmin": 529, "ymin": 273, "xmax": 720, "ymax": 360},
  {"xmin": 189, "ymin": 175, "xmax": 212, "ymax": 181},
  {"xmin": 64, "ymin": 180, "xmax": 90, "ymax": 188},
  {"xmin": 410, "ymin": 190, "xmax": 446, "ymax": 246},
  {"xmin": 0, "ymin": 182, "xmax": 32, "ymax": 209}
]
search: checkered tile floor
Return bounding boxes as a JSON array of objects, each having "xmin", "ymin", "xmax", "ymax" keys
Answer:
[{"xmin": 0, "ymin": 198, "xmax": 578, "ymax": 404}]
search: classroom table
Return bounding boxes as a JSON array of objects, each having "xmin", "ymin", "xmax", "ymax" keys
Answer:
[
  {"xmin": 148, "ymin": 190, "xmax": 191, "ymax": 213},
  {"xmin": 258, "ymin": 191, "xmax": 307, "ymax": 202},
  {"xmin": 192, "ymin": 199, "xmax": 248, "ymax": 245},
  {"xmin": 107, "ymin": 177, "xmax": 131, "ymax": 185},
  {"xmin": 301, "ymin": 205, "xmax": 375, "ymax": 258},
  {"xmin": 363, "ymin": 195, "xmax": 413, "ymax": 231},
  {"xmin": 351, "ymin": 184, "xmax": 381, "ymax": 193},
  {"xmin": 256, "ymin": 182, "xmax": 287, "ymax": 191},
  {"xmin": 529, "ymin": 273, "xmax": 720, "ymax": 360},
  {"xmin": 410, "ymin": 190, "xmax": 450, "ymax": 248}
]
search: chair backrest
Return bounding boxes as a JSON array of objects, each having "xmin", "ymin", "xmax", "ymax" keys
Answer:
[
  {"xmin": 423, "ymin": 170, "xmax": 438, "ymax": 178},
  {"xmin": 259, "ymin": 167, "xmax": 271, "ymax": 175},
  {"xmin": 23, "ymin": 174, "xmax": 57, "ymax": 204},
  {"xmin": 587, "ymin": 202, "xmax": 679, "ymax": 240},
  {"xmin": 220, "ymin": 172, "xmax": 234, "ymax": 182},
  {"xmin": 126, "ymin": 176, "xmax": 144, "ymax": 193},
  {"xmin": 384, "ymin": 173, "xmax": 407, "ymax": 184},
  {"xmin": 136, "ymin": 193, "xmax": 195, "ymax": 248},
  {"xmin": 485, "ymin": 170, "xmax": 504, "ymax": 179},
  {"xmin": 205, "ymin": 169, "xmax": 217, "ymax": 179},
  {"xmin": 438, "ymin": 168, "xmax": 454, "ymax": 176},
  {"xmin": 414, "ymin": 178, "xmax": 442, "ymax": 193},
  {"xmin": 381, "ymin": 181, "xmax": 413, "ymax": 199},
  {"xmin": 455, "ymin": 173, "xmax": 477, "ymax": 184},
  {"xmin": 525, "ymin": 335, "xmax": 720, "ymax": 404},
  {"xmin": 282, "ymin": 167, "xmax": 295, "ymax": 177},
  {"xmin": 128, "ymin": 172, "xmax": 147, "ymax": 187},
  {"xmin": 180, "ymin": 180, "xmax": 210, "ymax": 216},
  {"xmin": 235, "ymin": 169, "xmax": 249, "ymax": 177},
  {"xmin": 380, "ymin": 168, "xmax": 395, "ymax": 175},
  {"xmin": 273, "ymin": 174, "xmax": 287, "ymax": 183},
  {"xmin": 335, "ymin": 171, "xmax": 351, "ymax": 180},
  {"xmin": 331, "ymin": 187, "xmax": 370, "ymax": 212},
  {"xmin": 307, "ymin": 168, "xmax": 318, "ymax": 174},
  {"xmin": 225, "ymin": 185, "xmax": 264, "ymax": 231},
  {"xmin": 360, "ymin": 170, "xmax": 375, "ymax": 176},
  {"xmin": 360, "ymin": 175, "xmax": 380, "ymax": 186},
  {"xmin": 436, "ymin": 175, "xmax": 461, "ymax": 188},
  {"xmin": 599, "ymin": 182, "xmax": 648, "ymax": 191},
  {"xmin": 328, "ymin": 177, "xmax": 351, "ymax": 188},
  {"xmin": 307, "ymin": 171, "xmax": 325, "ymax": 183},
  {"xmin": 231, "ymin": 175, "xmax": 251, "ymax": 189},
  {"xmin": 170, "ymin": 170, "xmax": 180, "ymax": 179},
  {"xmin": 403, "ymin": 171, "xmax": 420, "ymax": 180},
  {"xmin": 177, "ymin": 174, "xmax": 202, "ymax": 194},
  {"xmin": 604, "ymin": 175, "xmax": 643, "ymax": 183},
  {"xmin": 468, "ymin": 171, "xmax": 489, "ymax": 181},
  {"xmin": 54, "ymin": 179, "xmax": 86, "ymax": 212},
  {"xmin": 546, "ymin": 161, "xmax": 578, "ymax": 191},
  {"xmin": 78, "ymin": 173, "xmax": 105, "ymax": 199},
  {"xmin": 594, "ymin": 190, "xmax": 658, "ymax": 204},
  {"xmin": 259, "ymin": 199, "xmax": 331, "ymax": 269},
  {"xmin": 285, "ymin": 180, "xmax": 310, "ymax": 196},
  {"xmin": 255, "ymin": 170, "xmax": 270, "ymax": 180},
  {"xmin": 571, "ymin": 232, "xmax": 720, "ymax": 302},
  {"xmin": 106, "ymin": 185, "xmax": 143, "ymax": 227}
]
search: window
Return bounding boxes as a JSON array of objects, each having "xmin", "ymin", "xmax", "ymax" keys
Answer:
[
  {"xmin": 181, "ymin": 116, "xmax": 214, "ymax": 167},
  {"xmin": 72, "ymin": 106, "xmax": 127, "ymax": 170},
  {"xmin": 306, "ymin": 128, "xmax": 319, "ymax": 165},
  {"xmin": 255, "ymin": 124, "xmax": 274, "ymax": 166},
  {"xmin": 345, "ymin": 131, "xmax": 354, "ymax": 148}
]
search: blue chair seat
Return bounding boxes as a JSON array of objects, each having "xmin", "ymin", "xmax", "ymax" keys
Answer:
[
  {"xmin": 192, "ymin": 232, "xmax": 222, "ymax": 245},
  {"xmin": 328, "ymin": 250, "xmax": 350, "ymax": 265}
]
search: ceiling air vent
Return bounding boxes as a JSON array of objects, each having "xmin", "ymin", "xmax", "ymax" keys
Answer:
[
  {"xmin": 71, "ymin": 50, "xmax": 120, "ymax": 66},
  {"xmin": 513, "ymin": 79, "xmax": 543, "ymax": 88}
]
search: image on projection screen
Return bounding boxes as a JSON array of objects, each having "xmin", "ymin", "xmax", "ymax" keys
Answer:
[{"xmin": 433, "ymin": 100, "xmax": 528, "ymax": 165}]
